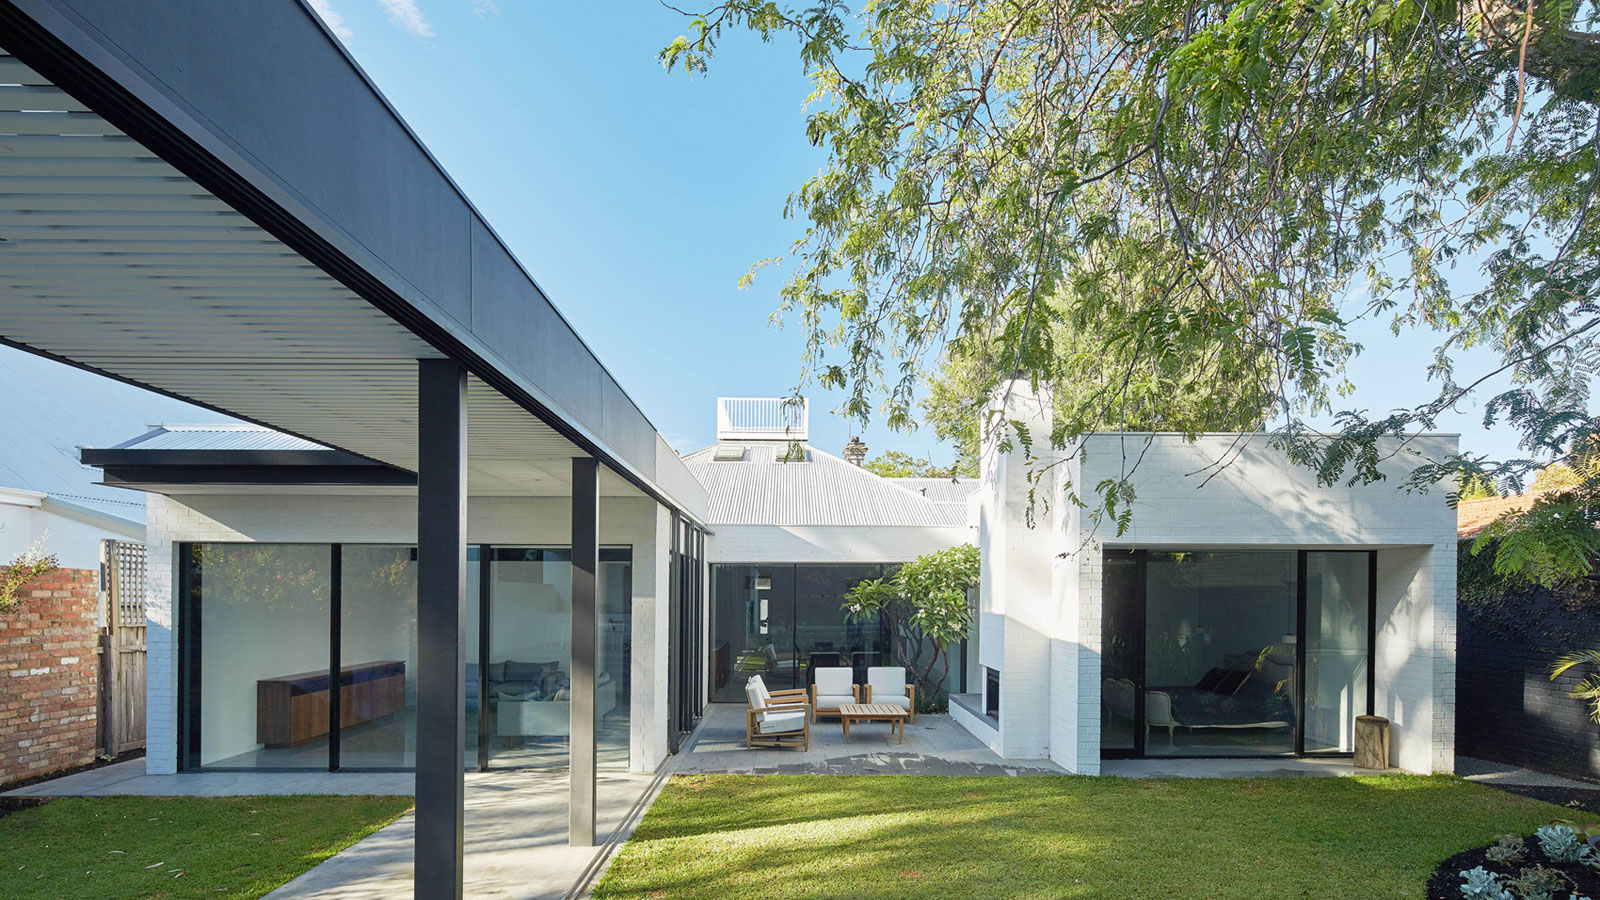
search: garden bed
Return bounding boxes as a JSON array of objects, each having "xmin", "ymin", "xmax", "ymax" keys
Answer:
[{"xmin": 1426, "ymin": 827, "xmax": 1600, "ymax": 900}]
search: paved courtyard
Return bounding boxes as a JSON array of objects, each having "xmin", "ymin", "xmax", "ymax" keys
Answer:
[{"xmin": 674, "ymin": 703, "xmax": 1068, "ymax": 775}]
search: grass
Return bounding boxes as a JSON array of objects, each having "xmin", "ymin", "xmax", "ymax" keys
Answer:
[
  {"xmin": 0, "ymin": 795, "xmax": 412, "ymax": 900},
  {"xmin": 594, "ymin": 774, "xmax": 1569, "ymax": 900}
]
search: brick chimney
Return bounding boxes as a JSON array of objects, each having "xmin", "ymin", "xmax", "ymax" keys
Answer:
[{"xmin": 843, "ymin": 436, "xmax": 867, "ymax": 466}]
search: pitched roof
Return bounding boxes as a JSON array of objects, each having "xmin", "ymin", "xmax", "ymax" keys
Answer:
[
  {"xmin": 682, "ymin": 442, "xmax": 974, "ymax": 527},
  {"xmin": 0, "ymin": 347, "xmax": 234, "ymax": 525},
  {"xmin": 1456, "ymin": 491, "xmax": 1547, "ymax": 539},
  {"xmin": 108, "ymin": 424, "xmax": 327, "ymax": 453}
]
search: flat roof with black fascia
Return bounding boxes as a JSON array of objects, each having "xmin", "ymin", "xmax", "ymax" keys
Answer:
[
  {"xmin": 0, "ymin": 0, "xmax": 708, "ymax": 524},
  {"xmin": 82, "ymin": 425, "xmax": 416, "ymax": 490}
]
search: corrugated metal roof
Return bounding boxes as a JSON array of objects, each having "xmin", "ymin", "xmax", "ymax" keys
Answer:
[
  {"xmin": 112, "ymin": 424, "xmax": 328, "ymax": 453},
  {"xmin": 887, "ymin": 477, "xmax": 980, "ymax": 504},
  {"xmin": 683, "ymin": 442, "xmax": 972, "ymax": 527},
  {"xmin": 0, "ymin": 345, "xmax": 236, "ymax": 524}
]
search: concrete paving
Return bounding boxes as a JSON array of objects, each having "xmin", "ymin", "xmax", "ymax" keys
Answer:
[
  {"xmin": 262, "ymin": 770, "xmax": 656, "ymax": 900},
  {"xmin": 3, "ymin": 759, "xmax": 414, "ymax": 797},
  {"xmin": 3, "ymin": 758, "xmax": 659, "ymax": 900},
  {"xmin": 673, "ymin": 703, "xmax": 1068, "ymax": 776},
  {"xmin": 1456, "ymin": 756, "xmax": 1598, "ymax": 789},
  {"xmin": 1099, "ymin": 756, "xmax": 1394, "ymax": 778}
]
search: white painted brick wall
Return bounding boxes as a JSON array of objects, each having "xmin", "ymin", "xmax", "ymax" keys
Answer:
[
  {"xmin": 957, "ymin": 414, "xmax": 1458, "ymax": 773},
  {"xmin": 144, "ymin": 492, "xmax": 670, "ymax": 775}
]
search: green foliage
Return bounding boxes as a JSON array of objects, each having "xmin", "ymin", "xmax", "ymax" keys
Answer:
[
  {"xmin": 1461, "ymin": 866, "xmax": 1515, "ymax": 900},
  {"xmin": 1487, "ymin": 834, "xmax": 1529, "ymax": 867},
  {"xmin": 843, "ymin": 543, "xmax": 978, "ymax": 700},
  {"xmin": 662, "ymin": 0, "xmax": 1600, "ymax": 583},
  {"xmin": 1459, "ymin": 474, "xmax": 1502, "ymax": 502},
  {"xmin": 0, "ymin": 536, "xmax": 58, "ymax": 614},
  {"xmin": 1537, "ymin": 825, "xmax": 1587, "ymax": 864},
  {"xmin": 861, "ymin": 449, "xmax": 970, "ymax": 479},
  {"xmin": 1551, "ymin": 650, "xmax": 1600, "ymax": 724},
  {"xmin": 1508, "ymin": 865, "xmax": 1571, "ymax": 900},
  {"xmin": 1473, "ymin": 495, "xmax": 1600, "ymax": 587}
]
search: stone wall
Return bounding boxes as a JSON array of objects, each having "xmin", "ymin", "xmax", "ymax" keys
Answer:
[{"xmin": 0, "ymin": 567, "xmax": 99, "ymax": 785}]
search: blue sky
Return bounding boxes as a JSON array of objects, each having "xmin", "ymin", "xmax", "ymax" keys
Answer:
[{"xmin": 298, "ymin": 0, "xmax": 1527, "ymax": 467}]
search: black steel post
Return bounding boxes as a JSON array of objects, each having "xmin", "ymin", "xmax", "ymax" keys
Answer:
[
  {"xmin": 570, "ymin": 457, "xmax": 599, "ymax": 846},
  {"xmin": 415, "ymin": 359, "xmax": 467, "ymax": 900}
]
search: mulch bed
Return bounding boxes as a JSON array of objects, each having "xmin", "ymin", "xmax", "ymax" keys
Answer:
[
  {"xmin": 1427, "ymin": 838, "xmax": 1600, "ymax": 900},
  {"xmin": 0, "ymin": 748, "xmax": 143, "ymax": 795}
]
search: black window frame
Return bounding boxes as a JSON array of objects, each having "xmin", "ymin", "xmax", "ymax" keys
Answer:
[{"xmin": 1098, "ymin": 548, "xmax": 1378, "ymax": 761}]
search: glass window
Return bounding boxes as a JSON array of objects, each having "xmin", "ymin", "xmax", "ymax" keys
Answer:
[
  {"xmin": 337, "ymin": 545, "xmax": 418, "ymax": 769},
  {"xmin": 192, "ymin": 543, "xmax": 330, "ymax": 769},
  {"xmin": 487, "ymin": 548, "xmax": 573, "ymax": 769},
  {"xmin": 1304, "ymin": 552, "xmax": 1371, "ymax": 753},
  {"xmin": 1143, "ymin": 551, "xmax": 1298, "ymax": 757}
]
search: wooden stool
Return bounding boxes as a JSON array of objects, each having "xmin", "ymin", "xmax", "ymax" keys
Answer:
[{"xmin": 1354, "ymin": 715, "xmax": 1390, "ymax": 769}]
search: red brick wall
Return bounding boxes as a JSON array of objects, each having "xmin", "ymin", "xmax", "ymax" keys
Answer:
[{"xmin": 0, "ymin": 568, "xmax": 100, "ymax": 785}]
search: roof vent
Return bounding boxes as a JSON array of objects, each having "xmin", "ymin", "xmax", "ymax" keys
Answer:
[
  {"xmin": 712, "ymin": 444, "xmax": 747, "ymax": 462},
  {"xmin": 716, "ymin": 397, "xmax": 808, "ymax": 442}
]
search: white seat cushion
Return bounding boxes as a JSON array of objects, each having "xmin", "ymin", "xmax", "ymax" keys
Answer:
[
  {"xmin": 873, "ymin": 693, "xmax": 911, "ymax": 710},
  {"xmin": 757, "ymin": 710, "xmax": 807, "ymax": 734},
  {"xmin": 867, "ymin": 667, "xmax": 908, "ymax": 702},
  {"xmin": 745, "ymin": 679, "xmax": 769, "ymax": 723},
  {"xmin": 813, "ymin": 667, "xmax": 854, "ymax": 696},
  {"xmin": 815, "ymin": 693, "xmax": 855, "ymax": 709}
]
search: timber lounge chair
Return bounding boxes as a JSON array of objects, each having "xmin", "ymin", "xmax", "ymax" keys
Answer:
[
  {"xmin": 745, "ymin": 675, "xmax": 811, "ymax": 750},
  {"xmin": 864, "ymin": 666, "xmax": 916, "ymax": 723},
  {"xmin": 810, "ymin": 667, "xmax": 859, "ymax": 722}
]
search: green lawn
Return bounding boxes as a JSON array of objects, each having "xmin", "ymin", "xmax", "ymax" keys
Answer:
[
  {"xmin": 595, "ymin": 774, "xmax": 1567, "ymax": 900},
  {"xmin": 0, "ymin": 795, "xmax": 412, "ymax": 900}
]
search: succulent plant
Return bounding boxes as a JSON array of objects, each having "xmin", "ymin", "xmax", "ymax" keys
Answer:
[
  {"xmin": 1537, "ymin": 824, "xmax": 1587, "ymax": 864},
  {"xmin": 1460, "ymin": 866, "xmax": 1514, "ymax": 900},
  {"xmin": 1509, "ymin": 865, "xmax": 1571, "ymax": 900},
  {"xmin": 1486, "ymin": 834, "xmax": 1528, "ymax": 866}
]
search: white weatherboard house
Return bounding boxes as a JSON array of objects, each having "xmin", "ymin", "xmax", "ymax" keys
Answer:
[{"xmin": 959, "ymin": 381, "xmax": 1458, "ymax": 775}]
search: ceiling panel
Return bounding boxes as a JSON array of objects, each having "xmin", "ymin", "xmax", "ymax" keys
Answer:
[{"xmin": 0, "ymin": 49, "xmax": 641, "ymax": 500}]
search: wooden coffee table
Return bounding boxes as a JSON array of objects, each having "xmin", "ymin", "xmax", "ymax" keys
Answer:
[{"xmin": 838, "ymin": 703, "xmax": 908, "ymax": 744}]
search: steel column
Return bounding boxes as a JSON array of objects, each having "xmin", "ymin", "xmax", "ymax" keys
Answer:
[
  {"xmin": 415, "ymin": 359, "xmax": 467, "ymax": 900},
  {"xmin": 570, "ymin": 457, "xmax": 599, "ymax": 846}
]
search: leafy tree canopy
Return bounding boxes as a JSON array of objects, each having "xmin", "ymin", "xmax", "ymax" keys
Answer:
[
  {"xmin": 662, "ymin": 0, "xmax": 1600, "ymax": 586},
  {"xmin": 844, "ymin": 543, "xmax": 980, "ymax": 702},
  {"xmin": 862, "ymin": 448, "xmax": 974, "ymax": 478}
]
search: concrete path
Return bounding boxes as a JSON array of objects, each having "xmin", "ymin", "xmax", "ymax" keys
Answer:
[
  {"xmin": 1099, "ymin": 757, "xmax": 1394, "ymax": 778},
  {"xmin": 3, "ymin": 759, "xmax": 413, "ymax": 797},
  {"xmin": 4, "ymin": 758, "xmax": 659, "ymax": 900},
  {"xmin": 674, "ymin": 703, "xmax": 1068, "ymax": 776},
  {"xmin": 262, "ymin": 770, "xmax": 656, "ymax": 900},
  {"xmin": 1456, "ymin": 756, "xmax": 1598, "ymax": 789}
]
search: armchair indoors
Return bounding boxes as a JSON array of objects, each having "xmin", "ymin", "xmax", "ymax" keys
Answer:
[
  {"xmin": 744, "ymin": 675, "xmax": 810, "ymax": 750},
  {"xmin": 864, "ymin": 666, "xmax": 915, "ymax": 722}
]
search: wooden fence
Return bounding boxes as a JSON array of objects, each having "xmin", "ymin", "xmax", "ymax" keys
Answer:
[{"xmin": 99, "ymin": 539, "xmax": 146, "ymax": 755}]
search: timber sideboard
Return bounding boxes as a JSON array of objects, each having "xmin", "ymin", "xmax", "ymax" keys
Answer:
[{"xmin": 256, "ymin": 660, "xmax": 406, "ymax": 747}]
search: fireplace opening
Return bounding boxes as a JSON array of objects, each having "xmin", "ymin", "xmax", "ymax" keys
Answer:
[{"xmin": 984, "ymin": 667, "xmax": 1000, "ymax": 723}]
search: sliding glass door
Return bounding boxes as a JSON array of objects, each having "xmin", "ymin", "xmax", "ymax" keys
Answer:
[
  {"xmin": 181, "ymin": 541, "xmax": 630, "ymax": 773},
  {"xmin": 710, "ymin": 563, "xmax": 900, "ymax": 702},
  {"xmin": 1101, "ymin": 549, "xmax": 1374, "ymax": 760}
]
